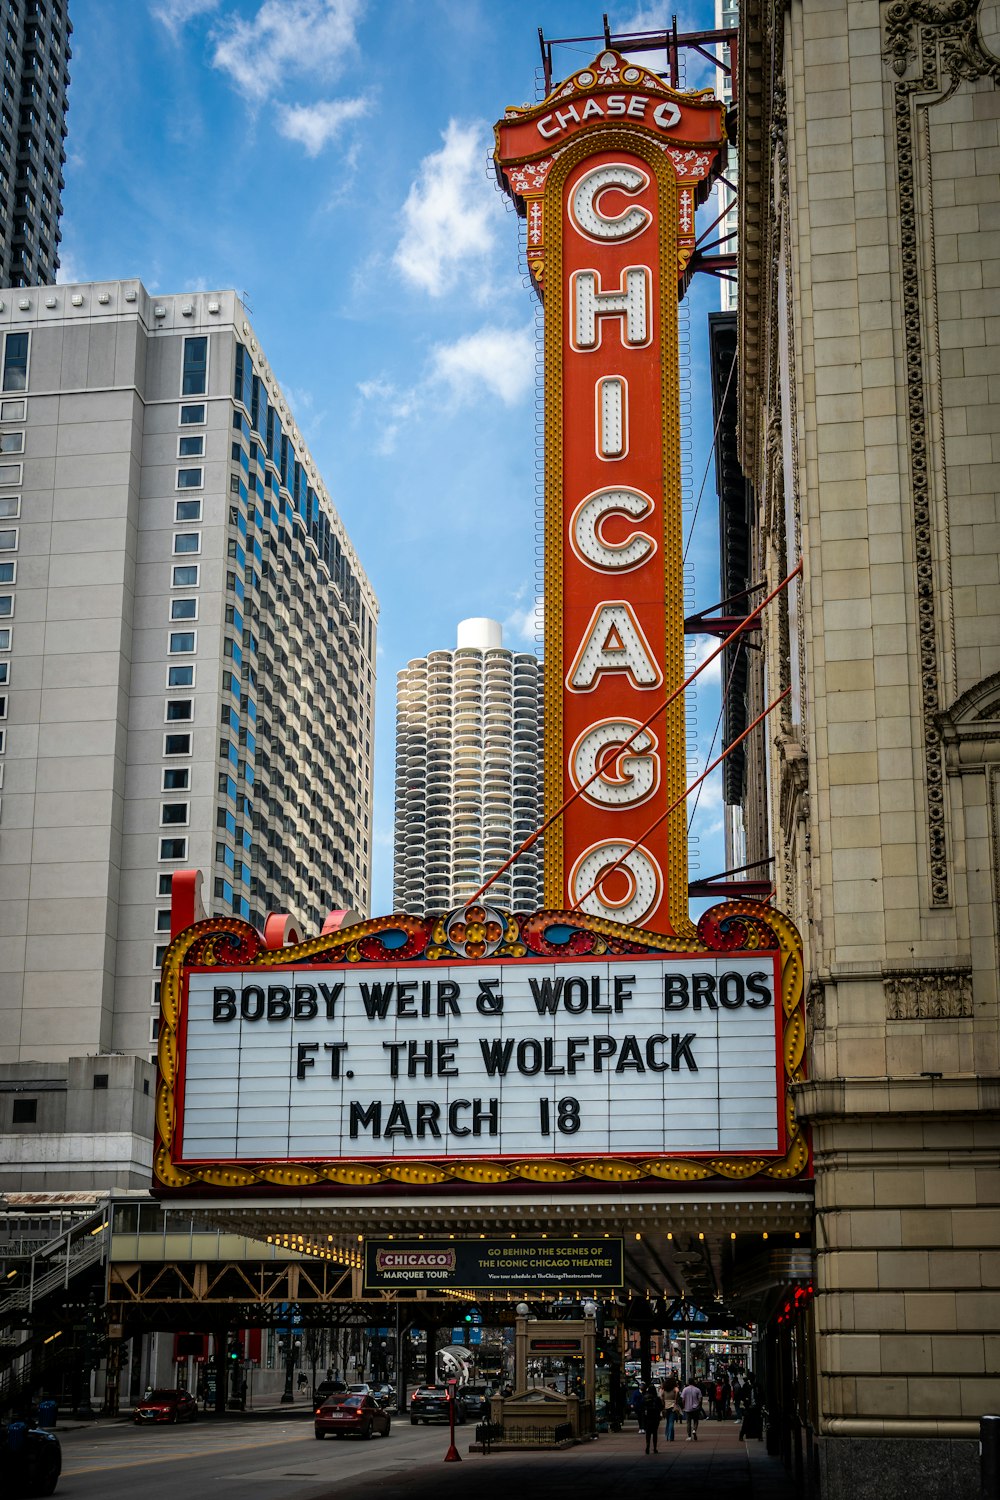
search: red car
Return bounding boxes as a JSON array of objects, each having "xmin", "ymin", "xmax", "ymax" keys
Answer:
[
  {"xmin": 133, "ymin": 1388, "xmax": 199, "ymax": 1424},
  {"xmin": 315, "ymin": 1392, "xmax": 391, "ymax": 1440}
]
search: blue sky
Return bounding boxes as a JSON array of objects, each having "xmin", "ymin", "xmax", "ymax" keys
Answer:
[{"xmin": 62, "ymin": 0, "xmax": 731, "ymax": 917}]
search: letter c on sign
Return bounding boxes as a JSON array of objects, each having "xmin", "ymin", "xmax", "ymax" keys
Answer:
[
  {"xmin": 571, "ymin": 487, "xmax": 655, "ymax": 572},
  {"xmin": 571, "ymin": 163, "xmax": 651, "ymax": 243}
]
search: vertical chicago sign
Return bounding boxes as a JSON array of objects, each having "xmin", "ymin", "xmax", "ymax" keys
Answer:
[
  {"xmin": 152, "ymin": 53, "xmax": 809, "ymax": 1202},
  {"xmin": 495, "ymin": 52, "xmax": 726, "ymax": 937}
]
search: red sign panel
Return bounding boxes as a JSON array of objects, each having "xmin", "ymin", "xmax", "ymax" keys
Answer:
[{"xmin": 495, "ymin": 51, "xmax": 725, "ymax": 938}]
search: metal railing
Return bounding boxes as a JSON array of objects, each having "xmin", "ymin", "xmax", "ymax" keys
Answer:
[{"xmin": 0, "ymin": 1206, "xmax": 109, "ymax": 1320}]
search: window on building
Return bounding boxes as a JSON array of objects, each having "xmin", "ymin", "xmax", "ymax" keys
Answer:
[
  {"xmin": 0, "ymin": 628, "xmax": 10, "ymax": 649},
  {"xmin": 170, "ymin": 598, "xmax": 197, "ymax": 621},
  {"xmin": 93, "ymin": 1074, "xmax": 108, "ymax": 1090},
  {"xmin": 0, "ymin": 463, "xmax": 21, "ymax": 484},
  {"xmin": 0, "ymin": 430, "xmax": 22, "ymax": 452},
  {"xmin": 160, "ymin": 802, "xmax": 189, "ymax": 826},
  {"xmin": 167, "ymin": 664, "xmax": 194, "ymax": 688},
  {"xmin": 0, "ymin": 562, "xmax": 14, "ymax": 583},
  {"xmin": 0, "ymin": 398, "xmax": 26, "ymax": 421},
  {"xmin": 171, "ymin": 564, "xmax": 199, "ymax": 587},
  {"xmin": 163, "ymin": 733, "xmax": 192, "ymax": 756},
  {"xmin": 2, "ymin": 331, "xmax": 28, "ymax": 391},
  {"xmin": 0, "ymin": 496, "xmax": 19, "ymax": 518},
  {"xmin": 168, "ymin": 631, "xmax": 196, "ymax": 654},
  {"xmin": 12, "ymin": 1097, "xmax": 36, "ymax": 1123},
  {"xmin": 0, "ymin": 595, "xmax": 12, "ymax": 617},
  {"xmin": 178, "ymin": 435, "xmax": 204, "ymax": 458},
  {"xmin": 173, "ymin": 533, "xmax": 200, "ymax": 555},
  {"xmin": 165, "ymin": 699, "xmax": 193, "ymax": 722},
  {"xmin": 180, "ymin": 402, "xmax": 206, "ymax": 425},
  {"xmin": 181, "ymin": 335, "xmax": 208, "ymax": 396},
  {"xmin": 0, "ymin": 528, "xmax": 16, "ymax": 550},
  {"xmin": 0, "ymin": 662, "xmax": 7, "ymax": 685},
  {"xmin": 162, "ymin": 767, "xmax": 189, "ymax": 791},
  {"xmin": 176, "ymin": 468, "xmax": 203, "ymax": 489},
  {"xmin": 175, "ymin": 498, "xmax": 201, "ymax": 521},
  {"xmin": 155, "ymin": 908, "xmax": 171, "ymax": 931}
]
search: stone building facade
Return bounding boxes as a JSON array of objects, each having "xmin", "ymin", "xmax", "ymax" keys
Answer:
[{"xmin": 737, "ymin": 1, "xmax": 1000, "ymax": 1494}]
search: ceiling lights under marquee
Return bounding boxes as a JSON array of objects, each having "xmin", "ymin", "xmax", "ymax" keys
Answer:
[{"xmin": 494, "ymin": 51, "xmax": 727, "ymax": 936}]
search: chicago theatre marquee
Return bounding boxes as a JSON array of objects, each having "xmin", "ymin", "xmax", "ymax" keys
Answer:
[{"xmin": 154, "ymin": 53, "xmax": 811, "ymax": 1267}]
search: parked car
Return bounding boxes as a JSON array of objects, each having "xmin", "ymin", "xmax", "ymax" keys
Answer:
[
  {"xmin": 314, "ymin": 1392, "xmax": 391, "ymax": 1440},
  {"xmin": 369, "ymin": 1384, "xmax": 396, "ymax": 1411},
  {"xmin": 312, "ymin": 1380, "xmax": 347, "ymax": 1415},
  {"xmin": 457, "ymin": 1384, "xmax": 489, "ymax": 1420},
  {"xmin": 409, "ymin": 1385, "xmax": 464, "ymax": 1425},
  {"xmin": 133, "ymin": 1388, "xmax": 199, "ymax": 1424},
  {"xmin": 1, "ymin": 1420, "xmax": 61, "ymax": 1497}
]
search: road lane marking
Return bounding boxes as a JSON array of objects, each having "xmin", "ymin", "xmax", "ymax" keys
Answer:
[{"xmin": 62, "ymin": 1432, "xmax": 312, "ymax": 1476}]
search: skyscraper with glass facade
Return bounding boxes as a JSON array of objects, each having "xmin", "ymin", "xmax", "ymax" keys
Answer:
[
  {"xmin": 0, "ymin": 0, "xmax": 71, "ymax": 287},
  {"xmin": 0, "ymin": 280, "xmax": 377, "ymax": 1073}
]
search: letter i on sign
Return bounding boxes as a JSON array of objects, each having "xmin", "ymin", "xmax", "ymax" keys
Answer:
[{"xmin": 495, "ymin": 51, "xmax": 726, "ymax": 935}]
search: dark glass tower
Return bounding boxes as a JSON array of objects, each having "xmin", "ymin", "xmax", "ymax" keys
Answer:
[{"xmin": 0, "ymin": 0, "xmax": 71, "ymax": 288}]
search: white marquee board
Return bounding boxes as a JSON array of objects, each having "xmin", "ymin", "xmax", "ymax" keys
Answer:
[{"xmin": 176, "ymin": 952, "xmax": 783, "ymax": 1163}]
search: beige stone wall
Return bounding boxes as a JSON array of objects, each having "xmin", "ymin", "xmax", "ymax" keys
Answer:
[{"xmin": 739, "ymin": 0, "xmax": 1000, "ymax": 1484}]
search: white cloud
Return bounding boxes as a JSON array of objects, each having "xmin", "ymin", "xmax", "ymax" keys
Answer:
[
  {"xmin": 429, "ymin": 326, "xmax": 534, "ymax": 407},
  {"xmin": 151, "ymin": 0, "xmax": 221, "ymax": 31},
  {"xmin": 393, "ymin": 120, "xmax": 501, "ymax": 297},
  {"xmin": 356, "ymin": 377, "xmax": 422, "ymax": 456},
  {"xmin": 211, "ymin": 0, "xmax": 363, "ymax": 98},
  {"xmin": 277, "ymin": 96, "xmax": 370, "ymax": 156},
  {"xmin": 55, "ymin": 249, "xmax": 86, "ymax": 286},
  {"xmin": 357, "ymin": 322, "xmax": 534, "ymax": 454},
  {"xmin": 612, "ymin": 6, "xmax": 718, "ymax": 90},
  {"xmin": 504, "ymin": 594, "xmax": 544, "ymax": 646},
  {"xmin": 686, "ymin": 634, "xmax": 723, "ymax": 688}
]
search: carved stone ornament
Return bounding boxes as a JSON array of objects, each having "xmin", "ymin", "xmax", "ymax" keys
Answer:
[
  {"xmin": 882, "ymin": 966, "xmax": 973, "ymax": 1020},
  {"xmin": 884, "ymin": 0, "xmax": 1000, "ymax": 84},
  {"xmin": 877, "ymin": 0, "xmax": 1000, "ymax": 905}
]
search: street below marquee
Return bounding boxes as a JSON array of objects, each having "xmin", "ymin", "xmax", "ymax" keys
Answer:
[{"xmin": 54, "ymin": 1407, "xmax": 801, "ymax": 1500}]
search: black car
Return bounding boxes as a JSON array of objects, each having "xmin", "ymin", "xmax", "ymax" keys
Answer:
[
  {"xmin": 1, "ymin": 1420, "xmax": 61, "ymax": 1497},
  {"xmin": 313, "ymin": 1380, "xmax": 347, "ymax": 1415},
  {"xmin": 409, "ymin": 1385, "xmax": 464, "ymax": 1425},
  {"xmin": 457, "ymin": 1384, "xmax": 489, "ymax": 1419}
]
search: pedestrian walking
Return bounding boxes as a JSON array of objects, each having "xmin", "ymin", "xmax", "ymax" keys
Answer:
[
  {"xmin": 659, "ymin": 1376, "xmax": 679, "ymax": 1442},
  {"xmin": 680, "ymin": 1376, "xmax": 703, "ymax": 1441},
  {"xmin": 639, "ymin": 1383, "xmax": 664, "ymax": 1453}
]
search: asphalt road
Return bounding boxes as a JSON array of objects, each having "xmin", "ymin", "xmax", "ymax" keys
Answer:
[
  {"xmin": 55, "ymin": 1410, "xmax": 456, "ymax": 1500},
  {"xmin": 52, "ymin": 1412, "xmax": 802, "ymax": 1500}
]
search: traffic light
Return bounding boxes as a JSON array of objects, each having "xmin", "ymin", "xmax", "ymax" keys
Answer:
[{"xmin": 228, "ymin": 1342, "xmax": 240, "ymax": 1362}]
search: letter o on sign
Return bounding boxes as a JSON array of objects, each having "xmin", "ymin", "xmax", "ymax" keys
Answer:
[{"xmin": 570, "ymin": 841, "xmax": 662, "ymax": 926}]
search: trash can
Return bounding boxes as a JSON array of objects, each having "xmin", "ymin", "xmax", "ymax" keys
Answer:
[{"xmin": 37, "ymin": 1400, "xmax": 57, "ymax": 1429}]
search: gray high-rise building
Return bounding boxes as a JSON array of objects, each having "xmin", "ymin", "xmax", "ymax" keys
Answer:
[
  {"xmin": 0, "ymin": 0, "xmax": 71, "ymax": 287},
  {"xmin": 394, "ymin": 618, "xmax": 544, "ymax": 914},
  {"xmin": 0, "ymin": 280, "xmax": 377, "ymax": 1083}
]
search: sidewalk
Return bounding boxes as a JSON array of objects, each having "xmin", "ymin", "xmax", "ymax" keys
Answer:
[{"xmin": 310, "ymin": 1417, "xmax": 803, "ymax": 1500}]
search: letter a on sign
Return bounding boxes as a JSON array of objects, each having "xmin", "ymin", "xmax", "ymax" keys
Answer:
[{"xmin": 495, "ymin": 50, "xmax": 726, "ymax": 935}]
